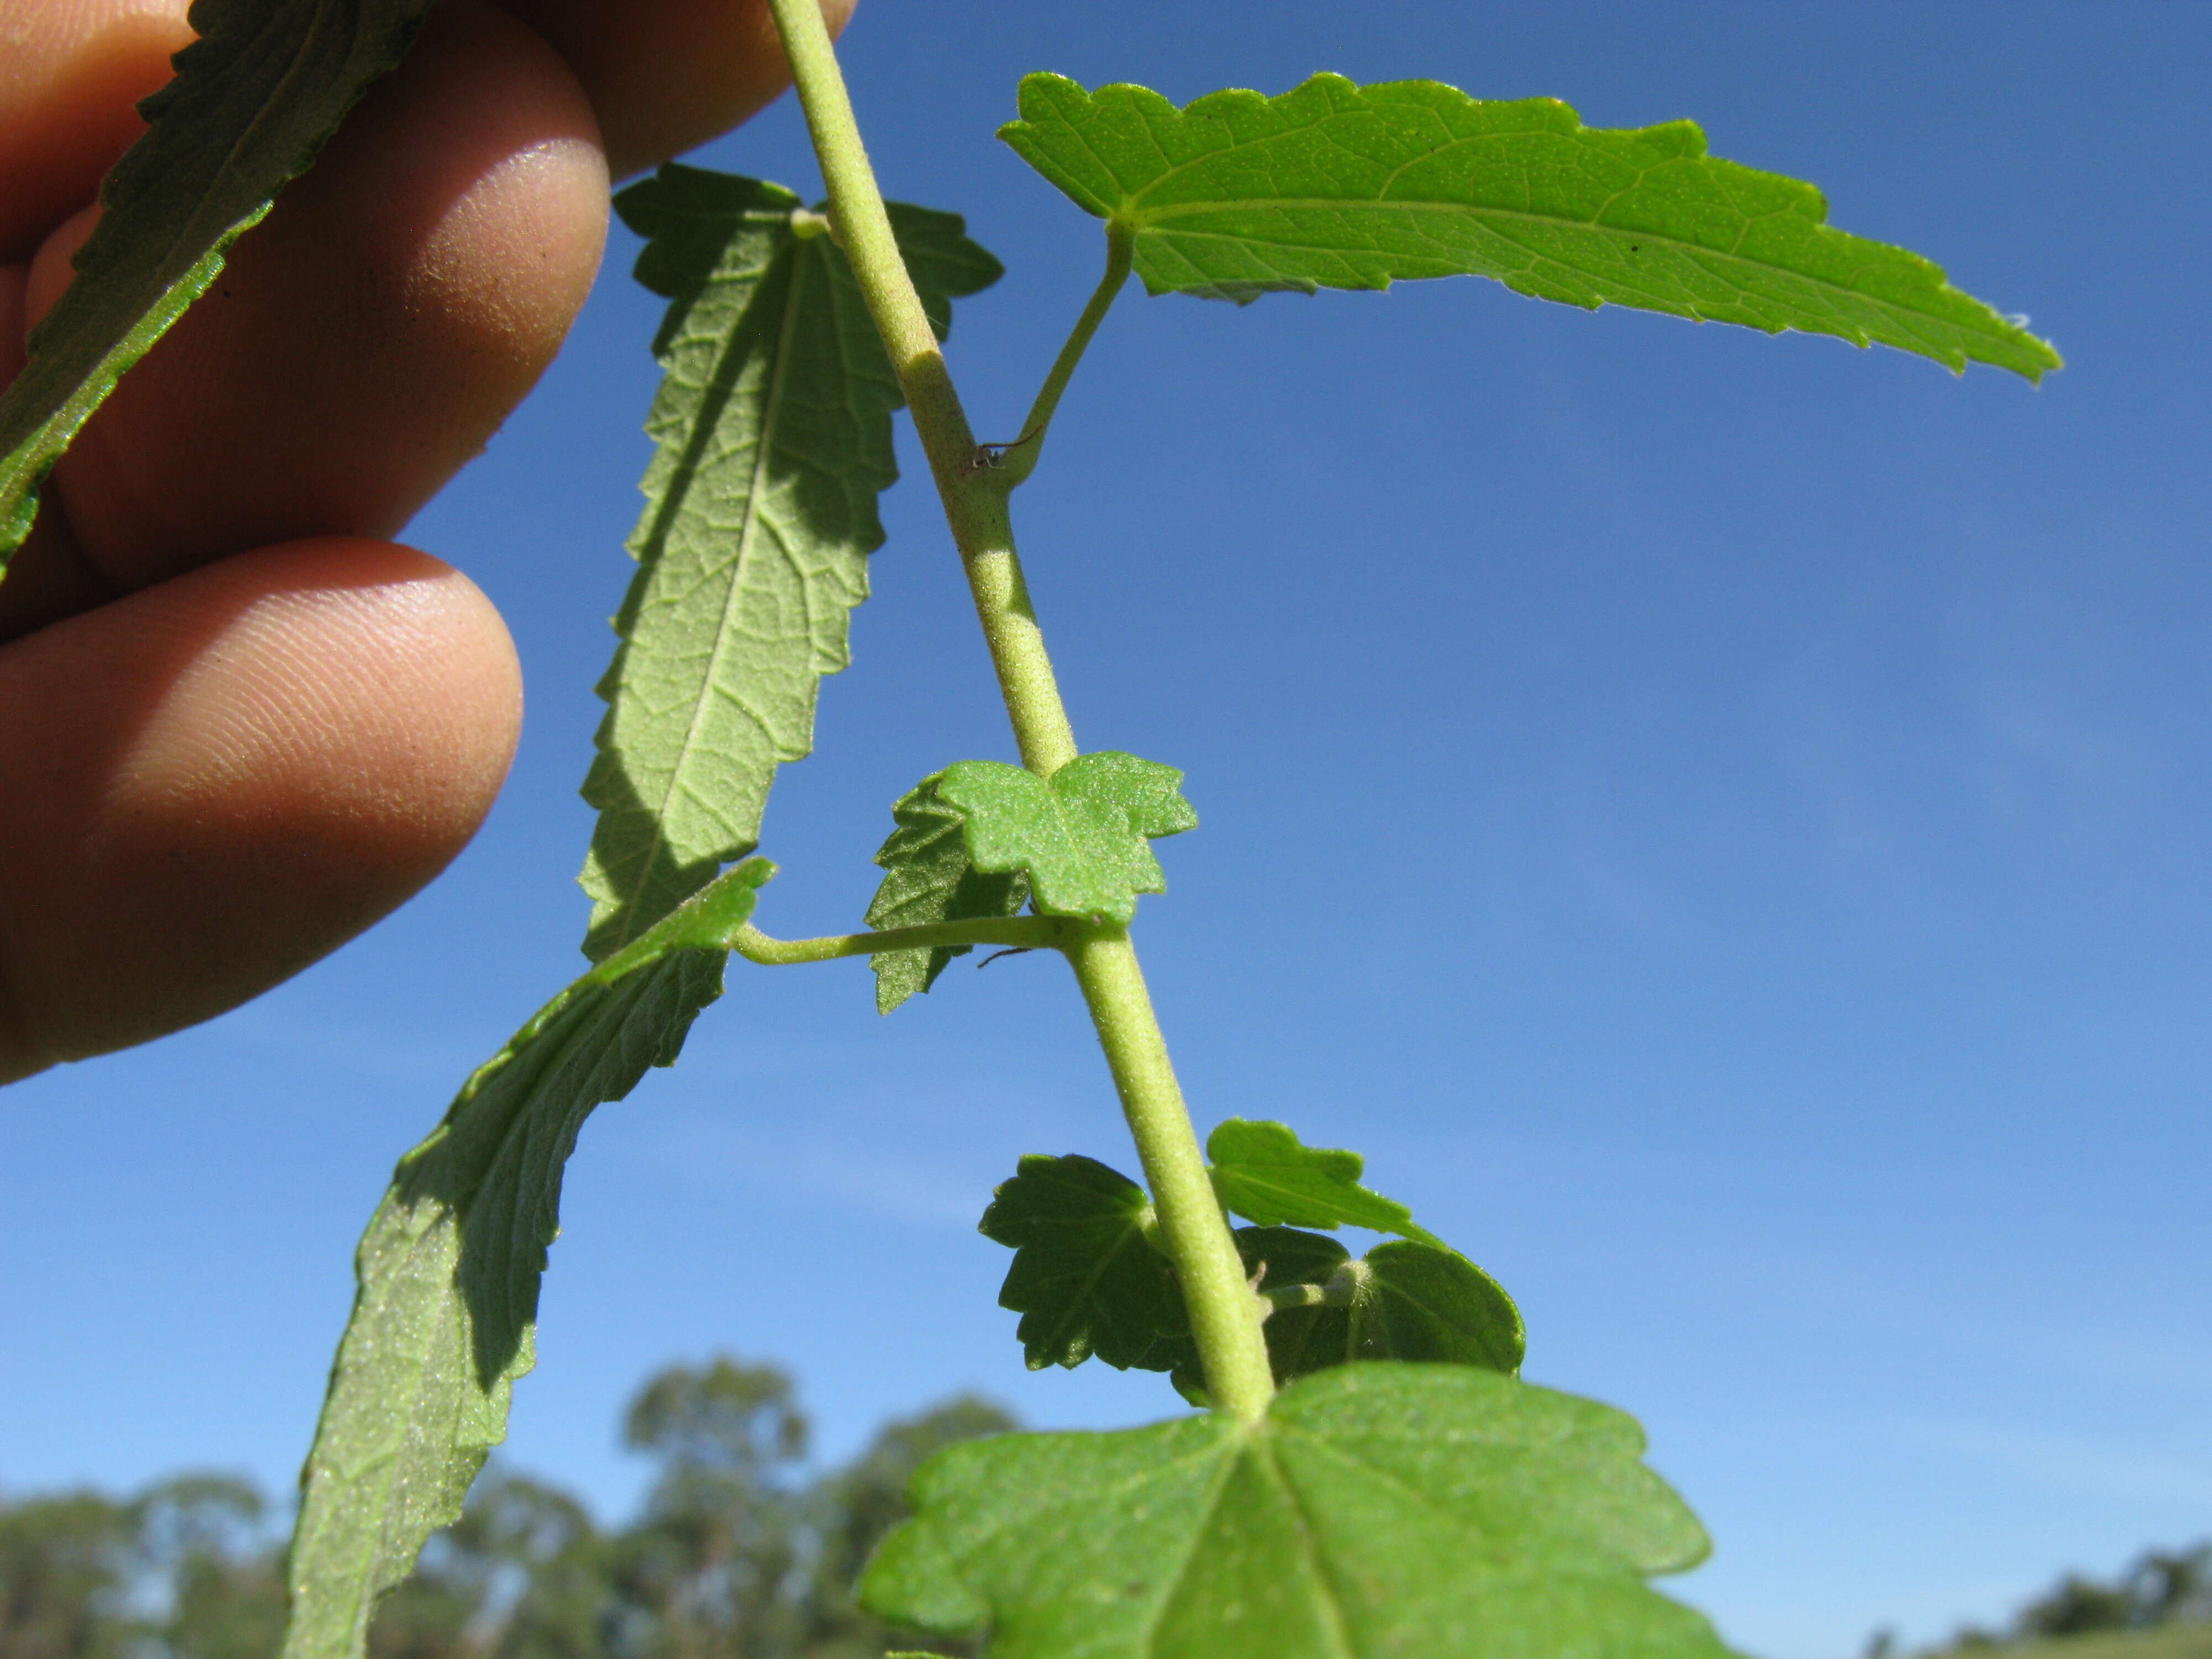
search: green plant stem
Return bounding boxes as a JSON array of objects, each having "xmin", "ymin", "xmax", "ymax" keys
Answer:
[
  {"xmin": 993, "ymin": 226, "xmax": 1134, "ymax": 488},
  {"xmin": 767, "ymin": 0, "xmax": 1276, "ymax": 1422},
  {"xmin": 768, "ymin": 0, "xmax": 1072, "ymax": 774},
  {"xmin": 733, "ymin": 916, "xmax": 1072, "ymax": 966},
  {"xmin": 1068, "ymin": 930, "xmax": 1274, "ymax": 1418}
]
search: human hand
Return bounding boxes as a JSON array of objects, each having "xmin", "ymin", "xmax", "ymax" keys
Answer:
[{"xmin": 0, "ymin": 0, "xmax": 853, "ymax": 1082}]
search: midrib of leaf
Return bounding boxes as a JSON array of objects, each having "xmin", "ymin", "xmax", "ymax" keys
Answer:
[
  {"xmin": 1138, "ymin": 1425, "xmax": 1250, "ymax": 1657},
  {"xmin": 1132, "ymin": 196, "xmax": 2025, "ymax": 355},
  {"xmin": 607, "ymin": 239, "xmax": 812, "ymax": 948},
  {"xmin": 1056, "ymin": 1219, "xmax": 1147, "ymax": 1358},
  {"xmin": 1249, "ymin": 1437, "xmax": 1359, "ymax": 1659}
]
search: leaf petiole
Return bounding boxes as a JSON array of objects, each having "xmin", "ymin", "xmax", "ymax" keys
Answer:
[
  {"xmin": 990, "ymin": 223, "xmax": 1135, "ymax": 489},
  {"xmin": 731, "ymin": 915, "xmax": 1075, "ymax": 967}
]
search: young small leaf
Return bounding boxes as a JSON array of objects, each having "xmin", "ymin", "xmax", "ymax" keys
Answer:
[
  {"xmin": 978, "ymin": 1154, "xmax": 1186, "ymax": 1372},
  {"xmin": 863, "ymin": 1364, "xmax": 1734, "ymax": 1659},
  {"xmin": 578, "ymin": 166, "xmax": 1003, "ymax": 960},
  {"xmin": 1207, "ymin": 1118, "xmax": 1447, "ymax": 1246},
  {"xmin": 865, "ymin": 775, "xmax": 1031, "ymax": 1014},
  {"xmin": 935, "ymin": 752, "xmax": 1197, "ymax": 926},
  {"xmin": 0, "ymin": 0, "xmax": 437, "ymax": 565},
  {"xmin": 1243, "ymin": 1227, "xmax": 1526, "ymax": 1383},
  {"xmin": 1000, "ymin": 73, "xmax": 2060, "ymax": 380},
  {"xmin": 281, "ymin": 862, "xmax": 771, "ymax": 1659}
]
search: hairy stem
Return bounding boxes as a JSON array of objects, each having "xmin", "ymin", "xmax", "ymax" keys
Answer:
[
  {"xmin": 733, "ymin": 916, "xmax": 1073, "ymax": 966},
  {"xmin": 1066, "ymin": 927, "xmax": 1275, "ymax": 1417},
  {"xmin": 766, "ymin": 0, "xmax": 1275, "ymax": 1421}
]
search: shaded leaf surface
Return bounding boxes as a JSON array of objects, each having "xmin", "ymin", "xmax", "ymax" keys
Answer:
[
  {"xmin": 865, "ymin": 775, "xmax": 1031, "ymax": 1014},
  {"xmin": 864, "ymin": 1364, "xmax": 1734, "ymax": 1658},
  {"xmin": 1207, "ymin": 1118, "xmax": 1446, "ymax": 1246},
  {"xmin": 978, "ymin": 1155, "xmax": 1185, "ymax": 1372},
  {"xmin": 579, "ymin": 166, "xmax": 1001, "ymax": 959},
  {"xmin": 283, "ymin": 863, "xmax": 773, "ymax": 1659},
  {"xmin": 1240, "ymin": 1227, "xmax": 1525, "ymax": 1385},
  {"xmin": 936, "ymin": 752, "xmax": 1196, "ymax": 926},
  {"xmin": 0, "ymin": 0, "xmax": 437, "ymax": 563},
  {"xmin": 1001, "ymin": 72, "xmax": 2059, "ymax": 379}
]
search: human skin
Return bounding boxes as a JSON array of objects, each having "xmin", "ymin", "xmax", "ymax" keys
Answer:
[{"xmin": 0, "ymin": 0, "xmax": 854, "ymax": 1081}]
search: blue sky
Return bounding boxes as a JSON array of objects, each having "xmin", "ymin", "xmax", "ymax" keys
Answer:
[{"xmin": 3, "ymin": 5, "xmax": 2208, "ymax": 1657}]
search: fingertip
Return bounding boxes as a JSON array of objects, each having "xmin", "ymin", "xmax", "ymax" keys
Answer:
[
  {"xmin": 0, "ymin": 537, "xmax": 523, "ymax": 1077},
  {"xmin": 48, "ymin": 0, "xmax": 613, "ymax": 586},
  {"xmin": 0, "ymin": 0, "xmax": 195, "ymax": 260},
  {"xmin": 505, "ymin": 0, "xmax": 858, "ymax": 179}
]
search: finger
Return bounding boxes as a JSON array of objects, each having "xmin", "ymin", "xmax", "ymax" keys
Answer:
[
  {"xmin": 497, "ymin": 0, "xmax": 855, "ymax": 180},
  {"xmin": 34, "ymin": 0, "xmax": 609, "ymax": 592},
  {"xmin": 0, "ymin": 536, "xmax": 521, "ymax": 1082},
  {"xmin": 0, "ymin": 0, "xmax": 193, "ymax": 260}
]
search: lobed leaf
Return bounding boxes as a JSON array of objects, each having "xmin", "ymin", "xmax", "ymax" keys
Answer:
[
  {"xmin": 578, "ymin": 166, "xmax": 1002, "ymax": 960},
  {"xmin": 935, "ymin": 752, "xmax": 1197, "ymax": 926},
  {"xmin": 864, "ymin": 1364, "xmax": 1735, "ymax": 1658},
  {"xmin": 0, "ymin": 0, "xmax": 437, "ymax": 565},
  {"xmin": 281, "ymin": 862, "xmax": 773, "ymax": 1659},
  {"xmin": 1207, "ymin": 1117, "xmax": 1447, "ymax": 1246},
  {"xmin": 1000, "ymin": 72, "xmax": 2060, "ymax": 379},
  {"xmin": 1239, "ymin": 1226, "xmax": 1525, "ymax": 1385},
  {"xmin": 865, "ymin": 775, "xmax": 1031, "ymax": 1014},
  {"xmin": 977, "ymin": 1154, "xmax": 1186, "ymax": 1372}
]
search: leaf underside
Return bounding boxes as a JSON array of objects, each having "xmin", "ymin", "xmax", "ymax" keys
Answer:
[
  {"xmin": 1207, "ymin": 1117, "xmax": 1448, "ymax": 1246},
  {"xmin": 864, "ymin": 1364, "xmax": 1736, "ymax": 1659},
  {"xmin": 281, "ymin": 865, "xmax": 770, "ymax": 1659},
  {"xmin": 1000, "ymin": 72, "xmax": 2060, "ymax": 380},
  {"xmin": 1234, "ymin": 1225, "xmax": 1526, "ymax": 1387},
  {"xmin": 934, "ymin": 752, "xmax": 1198, "ymax": 926},
  {"xmin": 867, "ymin": 775, "xmax": 1032, "ymax": 1014},
  {"xmin": 0, "ymin": 0, "xmax": 437, "ymax": 567},
  {"xmin": 978, "ymin": 1154, "xmax": 1186, "ymax": 1372},
  {"xmin": 579, "ymin": 166, "xmax": 1002, "ymax": 961}
]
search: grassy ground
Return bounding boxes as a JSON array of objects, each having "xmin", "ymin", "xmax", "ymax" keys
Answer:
[{"xmin": 1981, "ymin": 1629, "xmax": 2212, "ymax": 1659}]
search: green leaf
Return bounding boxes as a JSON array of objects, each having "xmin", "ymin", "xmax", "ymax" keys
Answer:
[
  {"xmin": 1206, "ymin": 1118, "xmax": 1447, "ymax": 1247},
  {"xmin": 0, "ymin": 0, "xmax": 437, "ymax": 565},
  {"xmin": 865, "ymin": 775, "xmax": 1032, "ymax": 1014},
  {"xmin": 935, "ymin": 752, "xmax": 1197, "ymax": 926},
  {"xmin": 863, "ymin": 1363, "xmax": 1735, "ymax": 1659},
  {"xmin": 977, "ymin": 1154, "xmax": 1186, "ymax": 1373},
  {"xmin": 578, "ymin": 165, "xmax": 1003, "ymax": 961},
  {"xmin": 1001, "ymin": 72, "xmax": 2060, "ymax": 380},
  {"xmin": 281, "ymin": 862, "xmax": 773, "ymax": 1659},
  {"xmin": 1241, "ymin": 1227, "xmax": 1526, "ymax": 1385}
]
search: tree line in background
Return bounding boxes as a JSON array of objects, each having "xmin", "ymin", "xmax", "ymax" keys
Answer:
[
  {"xmin": 0, "ymin": 1358, "xmax": 1010, "ymax": 1659},
  {"xmin": 1862, "ymin": 1542, "xmax": 2212, "ymax": 1658},
  {"xmin": 10, "ymin": 1351, "xmax": 2205, "ymax": 1659}
]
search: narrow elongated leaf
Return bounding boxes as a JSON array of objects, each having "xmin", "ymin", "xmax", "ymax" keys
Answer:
[
  {"xmin": 864, "ymin": 1364, "xmax": 1735, "ymax": 1658},
  {"xmin": 0, "ymin": 0, "xmax": 436, "ymax": 564},
  {"xmin": 1207, "ymin": 1118, "xmax": 1447, "ymax": 1246},
  {"xmin": 579, "ymin": 166, "xmax": 1003, "ymax": 960},
  {"xmin": 865, "ymin": 775, "xmax": 1031, "ymax": 1014},
  {"xmin": 281, "ymin": 862, "xmax": 773, "ymax": 1659},
  {"xmin": 1001, "ymin": 72, "xmax": 2059, "ymax": 379},
  {"xmin": 978, "ymin": 1154, "xmax": 1186, "ymax": 1371},
  {"xmin": 935, "ymin": 752, "xmax": 1197, "ymax": 926}
]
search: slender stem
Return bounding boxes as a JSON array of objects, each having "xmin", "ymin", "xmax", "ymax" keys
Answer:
[
  {"xmin": 770, "ymin": 0, "xmax": 1074, "ymax": 774},
  {"xmin": 767, "ymin": 0, "xmax": 1275, "ymax": 1422},
  {"xmin": 993, "ymin": 226, "xmax": 1134, "ymax": 489},
  {"xmin": 1065, "ymin": 928, "xmax": 1274, "ymax": 1418},
  {"xmin": 732, "ymin": 915, "xmax": 1072, "ymax": 966}
]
